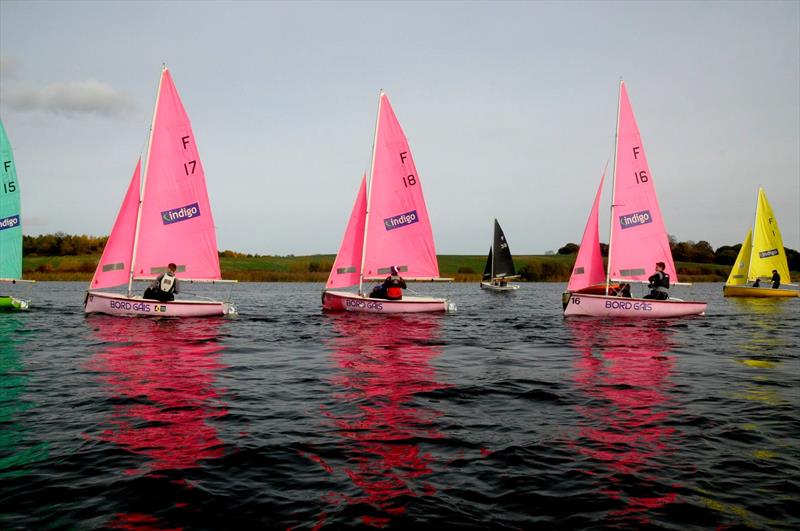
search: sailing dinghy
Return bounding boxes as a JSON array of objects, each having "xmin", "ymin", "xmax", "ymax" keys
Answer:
[
  {"xmin": 0, "ymin": 120, "xmax": 35, "ymax": 311},
  {"xmin": 480, "ymin": 219, "xmax": 520, "ymax": 291},
  {"xmin": 723, "ymin": 188, "xmax": 797, "ymax": 297},
  {"xmin": 322, "ymin": 91, "xmax": 456, "ymax": 313},
  {"xmin": 563, "ymin": 81, "xmax": 707, "ymax": 318},
  {"xmin": 85, "ymin": 67, "xmax": 236, "ymax": 317}
]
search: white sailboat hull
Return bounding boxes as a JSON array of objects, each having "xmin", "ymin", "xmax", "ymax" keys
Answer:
[
  {"xmin": 322, "ymin": 290, "xmax": 455, "ymax": 314},
  {"xmin": 85, "ymin": 291, "xmax": 236, "ymax": 317},
  {"xmin": 480, "ymin": 281, "xmax": 520, "ymax": 292},
  {"xmin": 563, "ymin": 293, "xmax": 706, "ymax": 318}
]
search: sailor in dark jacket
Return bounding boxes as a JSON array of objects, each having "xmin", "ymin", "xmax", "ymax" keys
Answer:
[
  {"xmin": 771, "ymin": 270, "xmax": 781, "ymax": 289},
  {"xmin": 643, "ymin": 262, "xmax": 670, "ymax": 300}
]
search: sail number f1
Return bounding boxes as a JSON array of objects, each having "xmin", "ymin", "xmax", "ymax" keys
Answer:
[{"xmin": 399, "ymin": 151, "xmax": 417, "ymax": 188}]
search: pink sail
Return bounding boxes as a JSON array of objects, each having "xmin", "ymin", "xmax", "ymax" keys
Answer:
[
  {"xmin": 133, "ymin": 68, "xmax": 221, "ymax": 280},
  {"xmin": 567, "ymin": 171, "xmax": 607, "ymax": 292},
  {"xmin": 608, "ymin": 82, "xmax": 677, "ymax": 283},
  {"xmin": 327, "ymin": 175, "xmax": 367, "ymax": 289},
  {"xmin": 361, "ymin": 93, "xmax": 440, "ymax": 279},
  {"xmin": 90, "ymin": 160, "xmax": 141, "ymax": 289}
]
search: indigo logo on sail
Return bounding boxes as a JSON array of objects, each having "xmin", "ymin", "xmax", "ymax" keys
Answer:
[
  {"xmin": 759, "ymin": 248, "xmax": 779, "ymax": 259},
  {"xmin": 619, "ymin": 210, "xmax": 652, "ymax": 230},
  {"xmin": 384, "ymin": 210, "xmax": 418, "ymax": 231},
  {"xmin": 161, "ymin": 203, "xmax": 201, "ymax": 225},
  {"xmin": 0, "ymin": 214, "xmax": 20, "ymax": 231}
]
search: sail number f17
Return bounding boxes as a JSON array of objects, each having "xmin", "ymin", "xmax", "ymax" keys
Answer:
[
  {"xmin": 180, "ymin": 135, "xmax": 197, "ymax": 176},
  {"xmin": 399, "ymin": 151, "xmax": 417, "ymax": 188}
]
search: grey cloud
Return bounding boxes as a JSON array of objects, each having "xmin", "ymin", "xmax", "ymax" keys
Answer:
[
  {"xmin": 0, "ymin": 56, "xmax": 21, "ymax": 78},
  {"xmin": 3, "ymin": 79, "xmax": 135, "ymax": 117}
]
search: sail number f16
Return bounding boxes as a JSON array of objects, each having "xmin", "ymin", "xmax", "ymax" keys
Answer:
[{"xmin": 632, "ymin": 146, "xmax": 649, "ymax": 184}]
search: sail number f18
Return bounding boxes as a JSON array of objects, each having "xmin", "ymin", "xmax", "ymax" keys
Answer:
[{"xmin": 399, "ymin": 151, "xmax": 417, "ymax": 188}]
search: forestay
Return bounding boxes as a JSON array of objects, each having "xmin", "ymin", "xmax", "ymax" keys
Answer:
[
  {"xmin": 726, "ymin": 229, "xmax": 752, "ymax": 286},
  {"xmin": 326, "ymin": 176, "xmax": 366, "ymax": 289},
  {"xmin": 567, "ymin": 171, "xmax": 606, "ymax": 292},
  {"xmin": 91, "ymin": 161, "xmax": 141, "ymax": 289}
]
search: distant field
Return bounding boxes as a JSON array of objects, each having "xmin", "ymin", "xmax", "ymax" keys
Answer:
[{"xmin": 20, "ymin": 253, "xmax": 789, "ymax": 283}]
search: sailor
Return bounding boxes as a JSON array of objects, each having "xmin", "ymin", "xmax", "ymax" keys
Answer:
[
  {"xmin": 144, "ymin": 263, "xmax": 180, "ymax": 302},
  {"xmin": 643, "ymin": 262, "xmax": 670, "ymax": 300},
  {"xmin": 752, "ymin": 278, "xmax": 761, "ymax": 288},
  {"xmin": 619, "ymin": 283, "xmax": 632, "ymax": 298},
  {"xmin": 382, "ymin": 265, "xmax": 407, "ymax": 300},
  {"xmin": 771, "ymin": 270, "xmax": 781, "ymax": 289}
]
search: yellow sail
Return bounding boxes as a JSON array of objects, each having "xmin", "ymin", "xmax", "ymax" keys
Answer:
[
  {"xmin": 749, "ymin": 188, "xmax": 790, "ymax": 282},
  {"xmin": 726, "ymin": 229, "xmax": 752, "ymax": 286}
]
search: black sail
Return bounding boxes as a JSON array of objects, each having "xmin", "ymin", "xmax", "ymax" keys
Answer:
[
  {"xmin": 482, "ymin": 247, "xmax": 493, "ymax": 280},
  {"xmin": 491, "ymin": 219, "xmax": 516, "ymax": 278}
]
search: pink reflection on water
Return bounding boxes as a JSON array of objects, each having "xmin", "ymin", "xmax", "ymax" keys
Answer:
[
  {"xmin": 310, "ymin": 314, "xmax": 447, "ymax": 527},
  {"xmin": 568, "ymin": 319, "xmax": 681, "ymax": 524},
  {"xmin": 87, "ymin": 317, "xmax": 228, "ymax": 476}
]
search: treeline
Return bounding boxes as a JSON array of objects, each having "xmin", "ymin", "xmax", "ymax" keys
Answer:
[
  {"xmin": 21, "ymin": 232, "xmax": 800, "ymax": 273},
  {"xmin": 23, "ymin": 233, "xmax": 108, "ymax": 256},
  {"xmin": 556, "ymin": 237, "xmax": 800, "ymax": 271}
]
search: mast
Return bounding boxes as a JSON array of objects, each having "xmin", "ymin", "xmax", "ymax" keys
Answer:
[
  {"xmin": 604, "ymin": 79, "xmax": 623, "ymax": 295},
  {"xmin": 358, "ymin": 90, "xmax": 383, "ymax": 295},
  {"xmin": 127, "ymin": 65, "xmax": 166, "ymax": 297},
  {"xmin": 748, "ymin": 186, "xmax": 762, "ymax": 281}
]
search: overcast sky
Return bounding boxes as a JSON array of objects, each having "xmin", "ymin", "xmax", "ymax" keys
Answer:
[{"xmin": 1, "ymin": 0, "xmax": 798, "ymax": 255}]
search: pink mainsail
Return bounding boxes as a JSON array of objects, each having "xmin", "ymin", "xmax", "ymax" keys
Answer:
[
  {"xmin": 361, "ymin": 92, "xmax": 440, "ymax": 279},
  {"xmin": 567, "ymin": 171, "xmax": 606, "ymax": 292},
  {"xmin": 133, "ymin": 68, "xmax": 221, "ymax": 280},
  {"xmin": 90, "ymin": 160, "xmax": 141, "ymax": 289},
  {"xmin": 327, "ymin": 175, "xmax": 367, "ymax": 289},
  {"xmin": 608, "ymin": 82, "xmax": 677, "ymax": 283}
]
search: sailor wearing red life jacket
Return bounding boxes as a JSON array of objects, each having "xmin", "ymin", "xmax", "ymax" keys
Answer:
[{"xmin": 383, "ymin": 265, "xmax": 407, "ymax": 300}]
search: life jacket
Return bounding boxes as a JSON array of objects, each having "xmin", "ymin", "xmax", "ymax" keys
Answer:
[
  {"xmin": 159, "ymin": 273, "xmax": 176, "ymax": 293},
  {"xmin": 650, "ymin": 271, "xmax": 670, "ymax": 291},
  {"xmin": 385, "ymin": 275, "xmax": 403, "ymax": 300}
]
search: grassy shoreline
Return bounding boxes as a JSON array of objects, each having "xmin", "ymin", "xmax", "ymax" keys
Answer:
[{"xmin": 21, "ymin": 254, "xmax": 794, "ymax": 283}]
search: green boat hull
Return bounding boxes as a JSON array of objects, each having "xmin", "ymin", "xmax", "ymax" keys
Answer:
[{"xmin": 0, "ymin": 295, "xmax": 30, "ymax": 311}]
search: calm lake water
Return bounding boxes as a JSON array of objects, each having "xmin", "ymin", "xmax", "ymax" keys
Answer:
[{"xmin": 1, "ymin": 282, "xmax": 798, "ymax": 529}]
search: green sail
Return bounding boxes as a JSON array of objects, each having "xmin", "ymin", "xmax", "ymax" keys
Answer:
[{"xmin": 0, "ymin": 120, "xmax": 22, "ymax": 280}]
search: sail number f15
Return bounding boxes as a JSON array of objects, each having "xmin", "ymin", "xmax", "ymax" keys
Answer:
[
  {"xmin": 2, "ymin": 181, "xmax": 15, "ymax": 194},
  {"xmin": 399, "ymin": 151, "xmax": 417, "ymax": 188}
]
